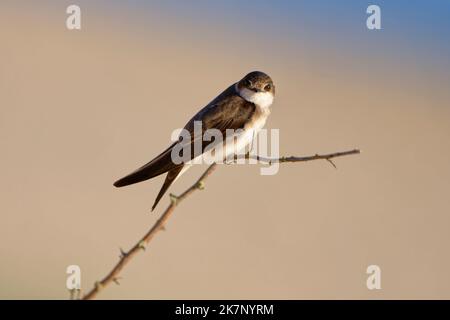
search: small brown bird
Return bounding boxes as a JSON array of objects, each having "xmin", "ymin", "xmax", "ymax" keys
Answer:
[{"xmin": 114, "ymin": 71, "xmax": 275, "ymax": 210}]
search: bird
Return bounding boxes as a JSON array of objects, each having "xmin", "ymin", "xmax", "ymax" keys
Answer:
[{"xmin": 114, "ymin": 71, "xmax": 275, "ymax": 211}]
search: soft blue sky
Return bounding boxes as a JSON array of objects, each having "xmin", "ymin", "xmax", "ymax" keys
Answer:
[
  {"xmin": 100, "ymin": 0, "xmax": 450, "ymax": 78},
  {"xmin": 27, "ymin": 0, "xmax": 450, "ymax": 87},
  {"xmin": 106, "ymin": 0, "xmax": 450, "ymax": 51}
]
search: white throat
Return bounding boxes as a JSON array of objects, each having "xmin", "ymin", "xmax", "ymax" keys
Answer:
[{"xmin": 237, "ymin": 85, "xmax": 274, "ymax": 110}]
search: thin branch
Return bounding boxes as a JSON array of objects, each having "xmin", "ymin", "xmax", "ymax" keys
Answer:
[
  {"xmin": 244, "ymin": 148, "xmax": 361, "ymax": 166},
  {"xmin": 83, "ymin": 163, "xmax": 217, "ymax": 300},
  {"xmin": 83, "ymin": 149, "xmax": 359, "ymax": 299}
]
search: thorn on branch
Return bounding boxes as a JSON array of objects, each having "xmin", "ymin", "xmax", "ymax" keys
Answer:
[
  {"xmin": 169, "ymin": 193, "xmax": 179, "ymax": 205},
  {"xmin": 326, "ymin": 158, "xmax": 337, "ymax": 169},
  {"xmin": 113, "ymin": 277, "xmax": 121, "ymax": 285},
  {"xmin": 82, "ymin": 153, "xmax": 358, "ymax": 300},
  {"xmin": 138, "ymin": 241, "xmax": 146, "ymax": 251},
  {"xmin": 119, "ymin": 247, "xmax": 127, "ymax": 258},
  {"xmin": 196, "ymin": 181, "xmax": 205, "ymax": 190}
]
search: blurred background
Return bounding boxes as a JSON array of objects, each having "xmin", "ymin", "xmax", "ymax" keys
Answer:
[{"xmin": 1, "ymin": 0, "xmax": 449, "ymax": 299}]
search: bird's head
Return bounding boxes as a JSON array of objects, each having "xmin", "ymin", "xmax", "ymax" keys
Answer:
[{"xmin": 236, "ymin": 71, "xmax": 275, "ymax": 109}]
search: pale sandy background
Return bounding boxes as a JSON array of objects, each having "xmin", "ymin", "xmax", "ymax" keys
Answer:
[{"xmin": 1, "ymin": 1, "xmax": 450, "ymax": 299}]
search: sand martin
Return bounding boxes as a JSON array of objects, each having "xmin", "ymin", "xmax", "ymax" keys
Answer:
[{"xmin": 114, "ymin": 71, "xmax": 275, "ymax": 210}]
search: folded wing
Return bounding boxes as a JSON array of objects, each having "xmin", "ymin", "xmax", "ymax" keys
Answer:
[{"xmin": 114, "ymin": 86, "xmax": 256, "ymax": 210}]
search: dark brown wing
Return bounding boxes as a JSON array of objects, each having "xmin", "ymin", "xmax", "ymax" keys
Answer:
[
  {"xmin": 113, "ymin": 142, "xmax": 182, "ymax": 187},
  {"xmin": 149, "ymin": 95, "xmax": 255, "ymax": 210},
  {"xmin": 114, "ymin": 85, "xmax": 255, "ymax": 210},
  {"xmin": 151, "ymin": 166, "xmax": 184, "ymax": 211},
  {"xmin": 183, "ymin": 90, "xmax": 256, "ymax": 158}
]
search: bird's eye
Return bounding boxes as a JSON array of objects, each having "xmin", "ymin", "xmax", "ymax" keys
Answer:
[
  {"xmin": 264, "ymin": 84, "xmax": 272, "ymax": 91},
  {"xmin": 244, "ymin": 79, "xmax": 252, "ymax": 87}
]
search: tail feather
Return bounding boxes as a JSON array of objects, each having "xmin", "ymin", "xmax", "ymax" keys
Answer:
[
  {"xmin": 113, "ymin": 143, "xmax": 178, "ymax": 188},
  {"xmin": 151, "ymin": 166, "xmax": 184, "ymax": 211}
]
